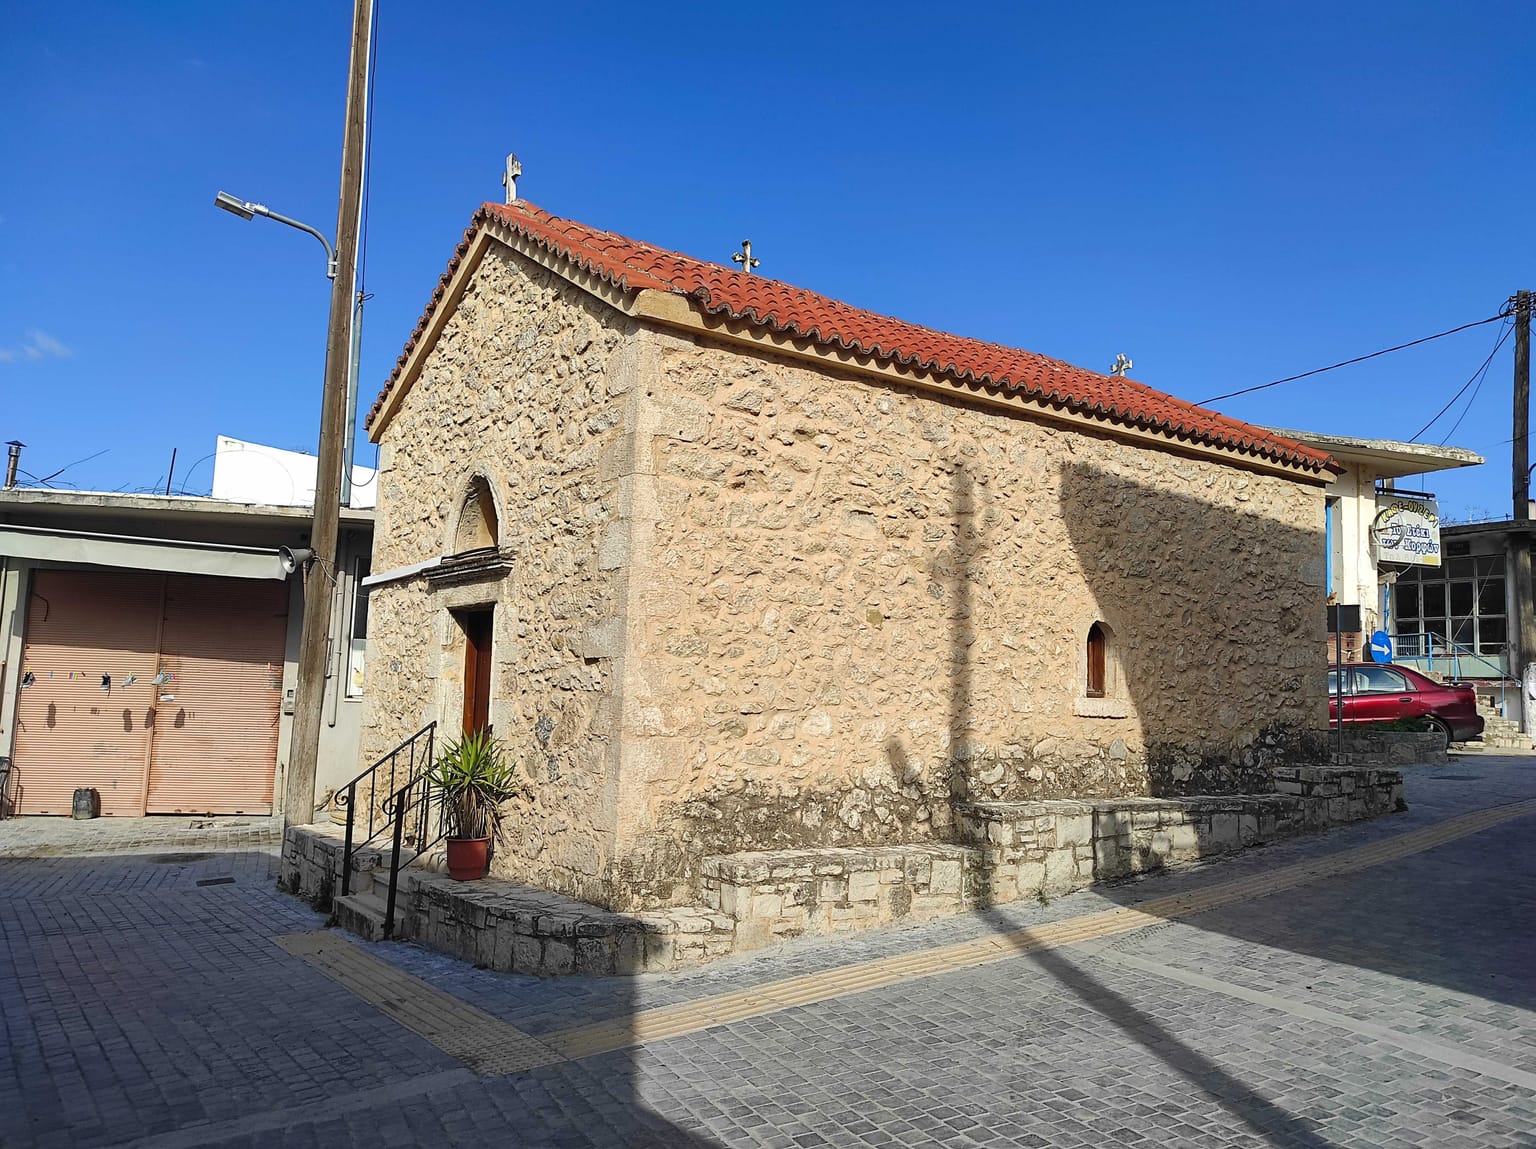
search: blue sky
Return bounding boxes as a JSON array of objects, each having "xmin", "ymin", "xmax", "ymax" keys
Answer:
[{"xmin": 2, "ymin": 2, "xmax": 1532, "ymax": 519}]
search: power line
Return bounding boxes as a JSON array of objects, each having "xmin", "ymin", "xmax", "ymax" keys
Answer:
[
  {"xmin": 1407, "ymin": 320, "xmax": 1513, "ymax": 443},
  {"xmin": 33, "ymin": 448, "xmax": 109, "ymax": 485},
  {"xmin": 1438, "ymin": 337, "xmax": 1504, "ymax": 445},
  {"xmin": 1199, "ymin": 312, "xmax": 1509, "ymax": 405}
]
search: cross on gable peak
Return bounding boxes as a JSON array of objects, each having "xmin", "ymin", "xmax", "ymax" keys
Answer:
[{"xmin": 732, "ymin": 239, "xmax": 760, "ymax": 274}]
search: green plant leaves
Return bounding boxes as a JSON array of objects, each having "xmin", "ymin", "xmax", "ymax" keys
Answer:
[{"xmin": 428, "ymin": 730, "xmax": 529, "ymax": 842}]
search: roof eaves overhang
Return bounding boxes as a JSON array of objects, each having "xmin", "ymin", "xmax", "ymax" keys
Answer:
[
  {"xmin": 1264, "ymin": 427, "xmax": 1483, "ymax": 481},
  {"xmin": 0, "ymin": 488, "xmax": 375, "ymax": 529},
  {"xmin": 369, "ymin": 215, "xmax": 1333, "ymax": 484},
  {"xmin": 0, "ymin": 522, "xmax": 288, "ymax": 580},
  {"xmin": 633, "ymin": 290, "xmax": 1334, "ymax": 484}
]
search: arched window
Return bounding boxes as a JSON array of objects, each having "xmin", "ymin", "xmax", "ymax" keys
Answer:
[
  {"xmin": 453, "ymin": 475, "xmax": 500, "ymax": 554},
  {"xmin": 1086, "ymin": 623, "xmax": 1107, "ymax": 698}
]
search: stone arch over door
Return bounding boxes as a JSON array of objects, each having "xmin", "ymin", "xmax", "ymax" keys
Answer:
[{"xmin": 448, "ymin": 471, "xmax": 505, "ymax": 555}]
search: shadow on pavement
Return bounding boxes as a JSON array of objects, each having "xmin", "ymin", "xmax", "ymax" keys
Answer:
[{"xmin": 0, "ymin": 844, "xmax": 729, "ymax": 1148}]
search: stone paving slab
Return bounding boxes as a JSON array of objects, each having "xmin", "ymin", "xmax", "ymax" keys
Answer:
[
  {"xmin": 351, "ymin": 759, "xmax": 1536, "ymax": 1038},
  {"xmin": 0, "ymin": 813, "xmax": 283, "ymax": 858},
  {"xmin": 0, "ymin": 758, "xmax": 1533, "ymax": 1147},
  {"xmin": 276, "ymin": 930, "xmax": 565, "ymax": 1075}
]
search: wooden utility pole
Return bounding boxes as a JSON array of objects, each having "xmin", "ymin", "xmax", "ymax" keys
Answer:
[
  {"xmin": 1512, "ymin": 290, "xmax": 1535, "ymax": 730},
  {"xmin": 1516, "ymin": 291, "xmax": 1531, "ymax": 521},
  {"xmin": 284, "ymin": 0, "xmax": 373, "ymax": 827}
]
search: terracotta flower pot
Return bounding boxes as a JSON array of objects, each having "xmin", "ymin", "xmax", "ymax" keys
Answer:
[{"xmin": 445, "ymin": 836, "xmax": 491, "ymax": 881}]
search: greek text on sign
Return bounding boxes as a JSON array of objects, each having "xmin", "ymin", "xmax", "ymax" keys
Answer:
[{"xmin": 1374, "ymin": 495, "xmax": 1440, "ymax": 567}]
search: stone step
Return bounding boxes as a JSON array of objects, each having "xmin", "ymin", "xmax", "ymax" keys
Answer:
[{"xmin": 333, "ymin": 890, "xmax": 391, "ymax": 941}]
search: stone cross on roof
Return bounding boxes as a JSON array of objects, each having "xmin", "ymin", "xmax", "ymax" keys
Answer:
[{"xmin": 732, "ymin": 239, "xmax": 759, "ymax": 274}]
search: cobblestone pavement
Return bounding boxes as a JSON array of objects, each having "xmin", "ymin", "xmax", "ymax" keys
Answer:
[
  {"xmin": 0, "ymin": 813, "xmax": 283, "ymax": 858},
  {"xmin": 2, "ymin": 756, "xmax": 1534, "ymax": 1147}
]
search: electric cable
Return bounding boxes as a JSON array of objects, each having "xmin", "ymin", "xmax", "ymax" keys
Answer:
[
  {"xmin": 1435, "ymin": 325, "xmax": 1513, "ymax": 445},
  {"xmin": 1408, "ymin": 320, "xmax": 1514, "ymax": 443},
  {"xmin": 1199, "ymin": 313, "xmax": 1509, "ymax": 405}
]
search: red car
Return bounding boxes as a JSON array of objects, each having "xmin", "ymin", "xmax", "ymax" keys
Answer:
[{"xmin": 1326, "ymin": 663, "xmax": 1484, "ymax": 743}]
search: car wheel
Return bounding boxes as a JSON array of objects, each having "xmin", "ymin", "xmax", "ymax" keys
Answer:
[{"xmin": 1425, "ymin": 717, "xmax": 1452, "ymax": 751}]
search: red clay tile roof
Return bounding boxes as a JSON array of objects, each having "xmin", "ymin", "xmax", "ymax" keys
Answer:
[{"xmin": 369, "ymin": 201, "xmax": 1333, "ymax": 473}]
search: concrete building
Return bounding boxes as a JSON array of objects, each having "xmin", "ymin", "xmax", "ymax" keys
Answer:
[
  {"xmin": 1264, "ymin": 429, "xmax": 1482, "ymax": 661},
  {"xmin": 1393, "ymin": 517, "xmax": 1530, "ymax": 711},
  {"xmin": 0, "ymin": 449, "xmax": 373, "ymax": 818},
  {"xmin": 356, "ymin": 198, "xmax": 1343, "ymax": 913}
]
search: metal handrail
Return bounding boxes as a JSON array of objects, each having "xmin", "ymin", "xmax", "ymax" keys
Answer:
[
  {"xmin": 338, "ymin": 722, "xmax": 435, "ymax": 898},
  {"xmin": 1392, "ymin": 631, "xmax": 1506, "ymax": 682},
  {"xmin": 1392, "ymin": 632, "xmax": 1521, "ymax": 715},
  {"xmin": 381, "ymin": 769, "xmax": 450, "ymax": 938}
]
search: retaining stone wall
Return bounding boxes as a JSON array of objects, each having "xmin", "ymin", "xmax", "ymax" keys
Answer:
[
  {"xmin": 279, "ymin": 823, "xmax": 396, "ymax": 907},
  {"xmin": 402, "ymin": 872, "xmax": 735, "ymax": 975},
  {"xmin": 285, "ymin": 766, "xmax": 1401, "ymax": 974},
  {"xmin": 701, "ymin": 844, "xmax": 982, "ymax": 951},
  {"xmin": 1326, "ymin": 730, "xmax": 1450, "ymax": 767}
]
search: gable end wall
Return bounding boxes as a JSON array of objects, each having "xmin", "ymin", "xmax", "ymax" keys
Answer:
[{"xmin": 362, "ymin": 245, "xmax": 638, "ymax": 906}]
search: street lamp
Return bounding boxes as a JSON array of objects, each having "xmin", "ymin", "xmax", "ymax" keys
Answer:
[
  {"xmin": 214, "ymin": 182, "xmax": 355, "ymax": 828},
  {"xmin": 214, "ymin": 191, "xmax": 338, "ymax": 280}
]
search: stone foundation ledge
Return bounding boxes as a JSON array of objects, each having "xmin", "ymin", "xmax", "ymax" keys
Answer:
[
  {"xmin": 280, "ymin": 825, "xmax": 735, "ymax": 975},
  {"xmin": 701, "ymin": 843, "xmax": 983, "ymax": 952},
  {"xmin": 397, "ymin": 872, "xmax": 735, "ymax": 975},
  {"xmin": 1325, "ymin": 729, "xmax": 1450, "ymax": 766},
  {"xmin": 956, "ymin": 768, "xmax": 1402, "ymax": 904},
  {"xmin": 281, "ymin": 768, "xmax": 1402, "ymax": 976},
  {"xmin": 280, "ymin": 824, "xmax": 401, "ymax": 905}
]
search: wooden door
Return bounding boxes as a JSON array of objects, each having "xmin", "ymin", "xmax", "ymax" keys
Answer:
[{"xmin": 459, "ymin": 608, "xmax": 493, "ymax": 735}]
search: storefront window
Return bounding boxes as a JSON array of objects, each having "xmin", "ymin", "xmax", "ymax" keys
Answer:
[{"xmin": 1393, "ymin": 553, "xmax": 1505, "ymax": 655}]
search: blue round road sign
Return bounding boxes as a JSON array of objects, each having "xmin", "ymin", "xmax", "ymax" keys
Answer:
[{"xmin": 1368, "ymin": 630, "xmax": 1393, "ymax": 663}]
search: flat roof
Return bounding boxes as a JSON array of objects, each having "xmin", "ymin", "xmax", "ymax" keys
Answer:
[
  {"xmin": 0, "ymin": 488, "xmax": 375, "ymax": 528},
  {"xmin": 1262, "ymin": 428, "xmax": 1483, "ymax": 480}
]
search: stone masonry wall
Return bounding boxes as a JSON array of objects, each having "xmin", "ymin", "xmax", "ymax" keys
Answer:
[
  {"xmin": 611, "ymin": 325, "xmax": 1329, "ymax": 906},
  {"xmin": 362, "ymin": 247, "xmax": 636, "ymax": 906}
]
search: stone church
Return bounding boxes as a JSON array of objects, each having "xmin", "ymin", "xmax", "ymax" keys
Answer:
[{"xmin": 359, "ymin": 194, "xmax": 1335, "ymax": 913}]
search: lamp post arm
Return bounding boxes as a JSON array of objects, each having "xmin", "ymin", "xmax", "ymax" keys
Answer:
[{"xmin": 250, "ymin": 204, "xmax": 338, "ymax": 279}]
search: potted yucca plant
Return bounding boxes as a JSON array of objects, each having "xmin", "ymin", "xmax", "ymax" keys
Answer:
[{"xmin": 429, "ymin": 729, "xmax": 524, "ymax": 881}]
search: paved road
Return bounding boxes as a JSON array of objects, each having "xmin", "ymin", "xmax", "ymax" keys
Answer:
[{"xmin": 1, "ymin": 758, "xmax": 1534, "ymax": 1148}]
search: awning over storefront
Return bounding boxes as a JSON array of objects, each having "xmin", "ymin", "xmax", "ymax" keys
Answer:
[{"xmin": 0, "ymin": 523, "xmax": 286, "ymax": 580}]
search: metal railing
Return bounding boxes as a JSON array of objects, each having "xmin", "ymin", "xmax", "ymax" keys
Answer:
[
  {"xmin": 1392, "ymin": 632, "xmax": 1521, "ymax": 716},
  {"xmin": 338, "ymin": 722, "xmax": 436, "ymax": 898},
  {"xmin": 380, "ymin": 769, "xmax": 451, "ymax": 938},
  {"xmin": 1392, "ymin": 631, "xmax": 1507, "ymax": 682}
]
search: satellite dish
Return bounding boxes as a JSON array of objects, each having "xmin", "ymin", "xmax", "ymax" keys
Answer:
[{"xmin": 278, "ymin": 546, "xmax": 314, "ymax": 575}]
